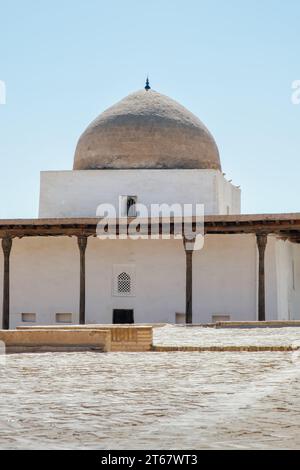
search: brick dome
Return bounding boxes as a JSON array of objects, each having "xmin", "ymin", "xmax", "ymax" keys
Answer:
[{"xmin": 73, "ymin": 89, "xmax": 221, "ymax": 171}]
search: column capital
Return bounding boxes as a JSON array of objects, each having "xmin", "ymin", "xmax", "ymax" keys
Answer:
[
  {"xmin": 256, "ymin": 232, "xmax": 268, "ymax": 251},
  {"xmin": 183, "ymin": 236, "xmax": 195, "ymax": 252},
  {"xmin": 77, "ymin": 235, "xmax": 88, "ymax": 252},
  {"xmin": 2, "ymin": 237, "xmax": 12, "ymax": 257}
]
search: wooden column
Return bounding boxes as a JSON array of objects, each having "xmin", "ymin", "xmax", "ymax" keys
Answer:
[
  {"xmin": 77, "ymin": 236, "xmax": 87, "ymax": 325},
  {"xmin": 2, "ymin": 237, "xmax": 12, "ymax": 330},
  {"xmin": 256, "ymin": 233, "xmax": 267, "ymax": 322},
  {"xmin": 184, "ymin": 238, "xmax": 194, "ymax": 324}
]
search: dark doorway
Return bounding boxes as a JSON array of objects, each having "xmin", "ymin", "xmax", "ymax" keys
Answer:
[{"xmin": 113, "ymin": 309, "xmax": 134, "ymax": 324}]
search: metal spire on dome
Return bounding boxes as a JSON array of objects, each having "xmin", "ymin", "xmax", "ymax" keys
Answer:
[{"xmin": 145, "ymin": 76, "xmax": 151, "ymax": 91}]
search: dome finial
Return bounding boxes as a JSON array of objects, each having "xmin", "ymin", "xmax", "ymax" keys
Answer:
[{"xmin": 145, "ymin": 76, "xmax": 151, "ymax": 91}]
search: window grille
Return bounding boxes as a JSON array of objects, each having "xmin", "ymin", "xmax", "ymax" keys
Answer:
[
  {"xmin": 113, "ymin": 264, "xmax": 135, "ymax": 297},
  {"xmin": 118, "ymin": 272, "xmax": 131, "ymax": 294}
]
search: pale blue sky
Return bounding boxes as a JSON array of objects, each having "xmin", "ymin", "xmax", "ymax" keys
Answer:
[{"xmin": 0, "ymin": 0, "xmax": 299, "ymax": 218}]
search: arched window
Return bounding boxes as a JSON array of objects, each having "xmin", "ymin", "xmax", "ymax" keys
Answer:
[{"xmin": 117, "ymin": 272, "xmax": 131, "ymax": 294}]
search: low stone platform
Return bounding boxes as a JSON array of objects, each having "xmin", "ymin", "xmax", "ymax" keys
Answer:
[
  {"xmin": 6, "ymin": 323, "xmax": 300, "ymax": 353},
  {"xmin": 16, "ymin": 325, "xmax": 153, "ymax": 352},
  {"xmin": 0, "ymin": 329, "xmax": 111, "ymax": 353}
]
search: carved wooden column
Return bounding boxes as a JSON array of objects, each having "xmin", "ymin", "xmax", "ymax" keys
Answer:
[
  {"xmin": 2, "ymin": 237, "xmax": 12, "ymax": 330},
  {"xmin": 184, "ymin": 238, "xmax": 194, "ymax": 324},
  {"xmin": 256, "ymin": 233, "xmax": 267, "ymax": 322},
  {"xmin": 77, "ymin": 236, "xmax": 87, "ymax": 325}
]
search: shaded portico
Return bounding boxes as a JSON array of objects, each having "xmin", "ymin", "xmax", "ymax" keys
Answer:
[{"xmin": 2, "ymin": 213, "xmax": 300, "ymax": 329}]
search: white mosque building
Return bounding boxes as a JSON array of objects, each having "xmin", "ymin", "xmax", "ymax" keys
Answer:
[{"xmin": 1, "ymin": 81, "xmax": 300, "ymax": 329}]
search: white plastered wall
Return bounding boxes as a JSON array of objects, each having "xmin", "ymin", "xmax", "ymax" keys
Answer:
[
  {"xmin": 265, "ymin": 237, "xmax": 300, "ymax": 321},
  {"xmin": 290, "ymin": 243, "xmax": 300, "ymax": 319},
  {"xmin": 273, "ymin": 238, "xmax": 300, "ymax": 321},
  {"xmin": 274, "ymin": 239, "xmax": 293, "ymax": 320},
  {"xmin": 85, "ymin": 238, "xmax": 185, "ymax": 324},
  {"xmin": 215, "ymin": 172, "xmax": 241, "ymax": 214},
  {"xmin": 8, "ymin": 237, "xmax": 80, "ymax": 328},
  {"xmin": 193, "ymin": 234, "xmax": 257, "ymax": 323},
  {"xmin": 39, "ymin": 169, "xmax": 241, "ymax": 218},
  {"xmin": 265, "ymin": 236, "xmax": 279, "ymax": 321}
]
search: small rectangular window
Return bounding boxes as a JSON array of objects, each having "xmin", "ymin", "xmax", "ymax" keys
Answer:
[
  {"xmin": 56, "ymin": 313, "xmax": 72, "ymax": 324},
  {"xmin": 212, "ymin": 314, "xmax": 231, "ymax": 323},
  {"xmin": 175, "ymin": 313, "xmax": 186, "ymax": 324},
  {"xmin": 120, "ymin": 195, "xmax": 137, "ymax": 217},
  {"xmin": 22, "ymin": 313, "xmax": 36, "ymax": 323},
  {"xmin": 127, "ymin": 196, "xmax": 137, "ymax": 217}
]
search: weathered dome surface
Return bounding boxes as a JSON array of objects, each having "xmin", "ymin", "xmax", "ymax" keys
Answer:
[{"xmin": 73, "ymin": 89, "xmax": 221, "ymax": 170}]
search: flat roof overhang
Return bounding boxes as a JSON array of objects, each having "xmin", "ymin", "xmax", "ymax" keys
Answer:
[{"xmin": 1, "ymin": 213, "xmax": 300, "ymax": 241}]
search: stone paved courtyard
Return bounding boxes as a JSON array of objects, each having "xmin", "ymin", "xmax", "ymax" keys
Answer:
[
  {"xmin": 154, "ymin": 324, "xmax": 300, "ymax": 347},
  {"xmin": 0, "ymin": 326, "xmax": 300, "ymax": 449}
]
